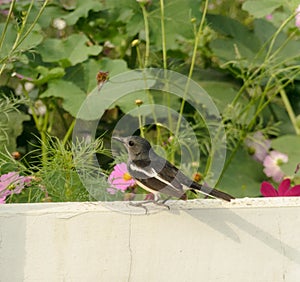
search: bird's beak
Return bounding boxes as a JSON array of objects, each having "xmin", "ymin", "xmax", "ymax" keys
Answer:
[{"xmin": 112, "ymin": 136, "xmax": 126, "ymax": 143}]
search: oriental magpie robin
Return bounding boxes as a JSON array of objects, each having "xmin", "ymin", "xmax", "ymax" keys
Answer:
[{"xmin": 113, "ymin": 136, "xmax": 234, "ymax": 203}]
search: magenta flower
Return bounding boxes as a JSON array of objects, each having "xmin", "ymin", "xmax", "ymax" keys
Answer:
[
  {"xmin": 245, "ymin": 131, "xmax": 271, "ymax": 163},
  {"xmin": 107, "ymin": 163, "xmax": 136, "ymax": 194},
  {"xmin": 0, "ymin": 172, "xmax": 31, "ymax": 204},
  {"xmin": 261, "ymin": 178, "xmax": 300, "ymax": 197},
  {"xmin": 295, "ymin": 5, "xmax": 300, "ymax": 29},
  {"xmin": 263, "ymin": 150, "xmax": 288, "ymax": 183}
]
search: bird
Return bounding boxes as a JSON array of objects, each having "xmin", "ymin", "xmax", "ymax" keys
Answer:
[{"xmin": 113, "ymin": 136, "xmax": 235, "ymax": 204}]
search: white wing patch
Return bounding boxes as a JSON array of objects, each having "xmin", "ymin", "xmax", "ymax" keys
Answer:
[
  {"xmin": 129, "ymin": 163, "xmax": 178, "ymax": 191},
  {"xmin": 129, "ymin": 163, "xmax": 156, "ymax": 177}
]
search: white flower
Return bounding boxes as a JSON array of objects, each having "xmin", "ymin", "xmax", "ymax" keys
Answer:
[
  {"xmin": 24, "ymin": 82, "xmax": 34, "ymax": 92},
  {"xmin": 28, "ymin": 100, "xmax": 47, "ymax": 116},
  {"xmin": 245, "ymin": 131, "xmax": 271, "ymax": 163},
  {"xmin": 52, "ymin": 18, "xmax": 67, "ymax": 30},
  {"xmin": 263, "ymin": 151, "xmax": 288, "ymax": 183},
  {"xmin": 15, "ymin": 84, "xmax": 23, "ymax": 96}
]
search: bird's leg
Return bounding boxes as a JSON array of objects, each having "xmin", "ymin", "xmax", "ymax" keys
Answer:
[
  {"xmin": 152, "ymin": 196, "xmax": 171, "ymax": 210},
  {"xmin": 129, "ymin": 201, "xmax": 149, "ymax": 214},
  {"xmin": 128, "ymin": 194, "xmax": 171, "ymax": 213},
  {"xmin": 128, "ymin": 197, "xmax": 171, "ymax": 213}
]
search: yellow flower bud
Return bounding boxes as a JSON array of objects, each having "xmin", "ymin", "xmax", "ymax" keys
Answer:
[
  {"xmin": 135, "ymin": 99, "xmax": 143, "ymax": 106},
  {"xmin": 131, "ymin": 39, "xmax": 140, "ymax": 47}
]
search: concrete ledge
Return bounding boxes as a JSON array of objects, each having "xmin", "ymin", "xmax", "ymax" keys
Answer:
[{"xmin": 1, "ymin": 198, "xmax": 300, "ymax": 281}]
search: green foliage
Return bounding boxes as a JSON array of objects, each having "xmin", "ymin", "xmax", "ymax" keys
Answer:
[
  {"xmin": 217, "ymin": 149, "xmax": 265, "ymax": 198},
  {"xmin": 0, "ymin": 0, "xmax": 300, "ymax": 203},
  {"xmin": 40, "ymin": 80, "xmax": 86, "ymax": 117},
  {"xmin": 242, "ymin": 0, "xmax": 283, "ymax": 19},
  {"xmin": 0, "ymin": 97, "xmax": 30, "ymax": 152},
  {"xmin": 38, "ymin": 34, "xmax": 103, "ymax": 67}
]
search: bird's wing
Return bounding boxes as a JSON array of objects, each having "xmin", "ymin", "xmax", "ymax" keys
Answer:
[{"xmin": 128, "ymin": 159, "xmax": 186, "ymax": 199}]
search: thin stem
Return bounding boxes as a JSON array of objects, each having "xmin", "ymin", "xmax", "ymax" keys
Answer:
[
  {"xmin": 62, "ymin": 119, "xmax": 76, "ymax": 146},
  {"xmin": 279, "ymin": 88, "xmax": 300, "ymax": 135},
  {"xmin": 137, "ymin": 106, "xmax": 144, "ymax": 138},
  {"xmin": 0, "ymin": 0, "xmax": 16, "ymax": 53},
  {"xmin": 12, "ymin": 0, "xmax": 49, "ymax": 51},
  {"xmin": 141, "ymin": 4, "xmax": 150, "ymax": 67},
  {"xmin": 265, "ymin": 13, "xmax": 295, "ymax": 60},
  {"xmin": 175, "ymin": 0, "xmax": 209, "ymax": 137},
  {"xmin": 40, "ymin": 108, "xmax": 49, "ymax": 167},
  {"xmin": 160, "ymin": 0, "xmax": 167, "ymax": 69},
  {"xmin": 136, "ymin": 45, "xmax": 143, "ymax": 68},
  {"xmin": 22, "ymin": 84, "xmax": 40, "ymax": 130},
  {"xmin": 231, "ymin": 14, "xmax": 296, "ymax": 107},
  {"xmin": 215, "ymin": 137, "xmax": 244, "ymax": 187},
  {"xmin": 159, "ymin": 0, "xmax": 173, "ymax": 133},
  {"xmin": 11, "ymin": 0, "xmax": 35, "ymax": 51},
  {"xmin": 0, "ymin": 0, "xmax": 49, "ymax": 75}
]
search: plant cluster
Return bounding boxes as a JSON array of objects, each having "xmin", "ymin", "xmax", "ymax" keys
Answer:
[{"xmin": 0, "ymin": 0, "xmax": 300, "ymax": 203}]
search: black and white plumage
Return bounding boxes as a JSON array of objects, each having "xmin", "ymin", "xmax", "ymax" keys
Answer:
[{"xmin": 113, "ymin": 136, "xmax": 234, "ymax": 202}]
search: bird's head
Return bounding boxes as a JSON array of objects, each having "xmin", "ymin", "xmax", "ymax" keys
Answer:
[{"xmin": 113, "ymin": 136, "xmax": 152, "ymax": 161}]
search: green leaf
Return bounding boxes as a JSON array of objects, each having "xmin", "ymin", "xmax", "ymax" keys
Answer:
[
  {"xmin": 40, "ymin": 80, "xmax": 86, "ymax": 117},
  {"xmin": 207, "ymin": 14, "xmax": 262, "ymax": 64},
  {"xmin": 38, "ymin": 34, "xmax": 102, "ymax": 66},
  {"xmin": 0, "ymin": 23, "xmax": 43, "ymax": 60},
  {"xmin": 33, "ymin": 66, "xmax": 65, "ymax": 85},
  {"xmin": 0, "ymin": 111, "xmax": 30, "ymax": 153},
  {"xmin": 148, "ymin": 0, "xmax": 202, "ymax": 50},
  {"xmin": 208, "ymin": 15, "xmax": 300, "ymax": 68},
  {"xmin": 199, "ymin": 81, "xmax": 238, "ymax": 112},
  {"xmin": 271, "ymin": 135, "xmax": 300, "ymax": 176},
  {"xmin": 217, "ymin": 149, "xmax": 265, "ymax": 198},
  {"xmin": 254, "ymin": 19, "xmax": 300, "ymax": 64},
  {"xmin": 242, "ymin": 0, "xmax": 282, "ymax": 18},
  {"xmin": 65, "ymin": 58, "xmax": 128, "ymax": 93},
  {"xmin": 62, "ymin": 0, "xmax": 104, "ymax": 25},
  {"xmin": 36, "ymin": 6, "xmax": 68, "ymax": 28}
]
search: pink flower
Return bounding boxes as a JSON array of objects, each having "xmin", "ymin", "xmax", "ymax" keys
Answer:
[
  {"xmin": 0, "ymin": 189, "xmax": 10, "ymax": 204},
  {"xmin": 0, "ymin": 172, "xmax": 31, "ymax": 204},
  {"xmin": 296, "ymin": 5, "xmax": 300, "ymax": 29},
  {"xmin": 261, "ymin": 178, "xmax": 300, "ymax": 197},
  {"xmin": 245, "ymin": 132, "xmax": 271, "ymax": 163},
  {"xmin": 107, "ymin": 163, "xmax": 136, "ymax": 194},
  {"xmin": 266, "ymin": 14, "xmax": 273, "ymax": 21},
  {"xmin": 263, "ymin": 151, "xmax": 288, "ymax": 183}
]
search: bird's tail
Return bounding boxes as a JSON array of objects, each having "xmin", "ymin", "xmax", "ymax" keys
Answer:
[{"xmin": 191, "ymin": 182, "xmax": 235, "ymax": 202}]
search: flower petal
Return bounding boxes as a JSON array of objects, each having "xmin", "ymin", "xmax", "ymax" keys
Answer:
[
  {"xmin": 108, "ymin": 163, "xmax": 136, "ymax": 191},
  {"xmin": 260, "ymin": 181, "xmax": 278, "ymax": 197},
  {"xmin": 263, "ymin": 166, "xmax": 284, "ymax": 183},
  {"xmin": 284, "ymin": 185, "xmax": 300, "ymax": 197},
  {"xmin": 278, "ymin": 178, "xmax": 291, "ymax": 196}
]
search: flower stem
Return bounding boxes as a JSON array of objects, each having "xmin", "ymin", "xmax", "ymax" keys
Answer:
[
  {"xmin": 160, "ymin": 0, "xmax": 167, "ymax": 70},
  {"xmin": 62, "ymin": 119, "xmax": 76, "ymax": 146},
  {"xmin": 141, "ymin": 4, "xmax": 150, "ymax": 67},
  {"xmin": 0, "ymin": 0, "xmax": 16, "ymax": 54},
  {"xmin": 137, "ymin": 107, "xmax": 144, "ymax": 138},
  {"xmin": 0, "ymin": 0, "xmax": 49, "ymax": 75},
  {"xmin": 279, "ymin": 88, "xmax": 300, "ymax": 135},
  {"xmin": 159, "ymin": 0, "xmax": 173, "ymax": 133},
  {"xmin": 175, "ymin": 0, "xmax": 209, "ymax": 137}
]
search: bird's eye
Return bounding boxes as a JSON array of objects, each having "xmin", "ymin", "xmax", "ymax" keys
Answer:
[{"xmin": 128, "ymin": 140, "xmax": 134, "ymax": 146}]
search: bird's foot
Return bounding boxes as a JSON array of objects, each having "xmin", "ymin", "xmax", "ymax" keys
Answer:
[
  {"xmin": 129, "ymin": 201, "xmax": 152, "ymax": 214},
  {"xmin": 152, "ymin": 197, "xmax": 171, "ymax": 210},
  {"xmin": 128, "ymin": 197, "xmax": 171, "ymax": 214}
]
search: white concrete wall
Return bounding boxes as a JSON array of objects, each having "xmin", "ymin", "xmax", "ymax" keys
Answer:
[{"xmin": 1, "ymin": 198, "xmax": 300, "ymax": 282}]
